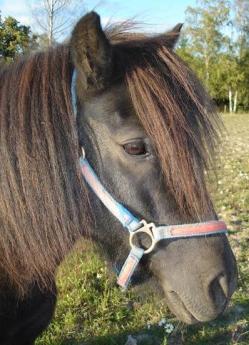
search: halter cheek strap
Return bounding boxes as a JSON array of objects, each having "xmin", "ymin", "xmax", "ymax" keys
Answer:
[
  {"xmin": 79, "ymin": 150, "xmax": 228, "ymax": 290},
  {"xmin": 80, "ymin": 154, "xmax": 140, "ymax": 232}
]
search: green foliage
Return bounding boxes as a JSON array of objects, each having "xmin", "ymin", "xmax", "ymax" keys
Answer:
[
  {"xmin": 234, "ymin": 0, "xmax": 249, "ymax": 58},
  {"xmin": 0, "ymin": 14, "xmax": 38, "ymax": 63},
  {"xmin": 208, "ymin": 53, "xmax": 243, "ymax": 104},
  {"xmin": 184, "ymin": 0, "xmax": 230, "ymax": 86},
  {"xmin": 37, "ymin": 114, "xmax": 249, "ymax": 344},
  {"xmin": 177, "ymin": 0, "xmax": 249, "ymax": 111},
  {"xmin": 238, "ymin": 51, "xmax": 249, "ymax": 108}
]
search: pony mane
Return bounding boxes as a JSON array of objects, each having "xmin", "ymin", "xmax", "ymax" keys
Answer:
[
  {"xmin": 0, "ymin": 47, "xmax": 91, "ymax": 295},
  {"xmin": 0, "ymin": 24, "xmax": 221, "ymax": 295}
]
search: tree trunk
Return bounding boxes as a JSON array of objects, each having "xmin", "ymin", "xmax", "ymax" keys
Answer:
[
  {"xmin": 233, "ymin": 91, "xmax": 238, "ymax": 113},
  {"xmin": 48, "ymin": 0, "xmax": 54, "ymax": 45},
  {"xmin": 229, "ymin": 89, "xmax": 233, "ymax": 113}
]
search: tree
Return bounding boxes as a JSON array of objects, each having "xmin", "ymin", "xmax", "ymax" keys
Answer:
[
  {"xmin": 209, "ymin": 53, "xmax": 243, "ymax": 111},
  {"xmin": 32, "ymin": 0, "xmax": 82, "ymax": 45},
  {"xmin": 184, "ymin": 0, "xmax": 231, "ymax": 89},
  {"xmin": 177, "ymin": 0, "xmax": 245, "ymax": 112},
  {"xmin": 0, "ymin": 14, "xmax": 38, "ymax": 63},
  {"xmin": 238, "ymin": 51, "xmax": 249, "ymax": 109},
  {"xmin": 230, "ymin": 0, "xmax": 249, "ymax": 111},
  {"xmin": 233, "ymin": 0, "xmax": 249, "ymax": 58},
  {"xmin": 177, "ymin": 0, "xmax": 249, "ymax": 111}
]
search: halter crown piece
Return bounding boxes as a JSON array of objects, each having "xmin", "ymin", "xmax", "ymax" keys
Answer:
[{"xmin": 72, "ymin": 71, "xmax": 228, "ymax": 290}]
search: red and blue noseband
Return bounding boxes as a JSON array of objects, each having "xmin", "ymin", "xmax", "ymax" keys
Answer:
[{"xmin": 79, "ymin": 148, "xmax": 228, "ymax": 290}]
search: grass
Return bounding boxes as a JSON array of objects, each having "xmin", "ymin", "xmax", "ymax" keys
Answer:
[{"xmin": 37, "ymin": 113, "xmax": 249, "ymax": 345}]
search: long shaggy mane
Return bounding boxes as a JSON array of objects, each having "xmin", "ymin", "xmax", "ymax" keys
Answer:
[
  {"xmin": 0, "ymin": 47, "xmax": 90, "ymax": 295},
  {"xmin": 0, "ymin": 25, "xmax": 221, "ymax": 295}
]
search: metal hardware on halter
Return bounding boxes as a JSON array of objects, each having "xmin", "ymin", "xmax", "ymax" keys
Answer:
[{"xmin": 129, "ymin": 220, "xmax": 157, "ymax": 254}]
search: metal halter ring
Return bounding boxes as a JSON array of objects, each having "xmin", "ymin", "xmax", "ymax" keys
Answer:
[{"xmin": 129, "ymin": 220, "xmax": 157, "ymax": 254}]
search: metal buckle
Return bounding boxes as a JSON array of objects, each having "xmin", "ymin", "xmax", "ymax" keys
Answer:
[{"xmin": 129, "ymin": 220, "xmax": 156, "ymax": 254}]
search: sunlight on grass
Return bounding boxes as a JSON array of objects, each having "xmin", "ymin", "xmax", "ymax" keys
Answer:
[{"xmin": 37, "ymin": 114, "xmax": 249, "ymax": 345}]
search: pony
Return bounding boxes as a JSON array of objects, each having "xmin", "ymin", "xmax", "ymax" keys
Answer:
[{"xmin": 0, "ymin": 12, "xmax": 237, "ymax": 345}]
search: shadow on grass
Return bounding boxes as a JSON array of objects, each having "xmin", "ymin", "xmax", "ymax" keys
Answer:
[
  {"xmin": 51, "ymin": 305, "xmax": 249, "ymax": 345},
  {"xmin": 182, "ymin": 303, "xmax": 249, "ymax": 345},
  {"xmin": 58, "ymin": 327, "xmax": 163, "ymax": 345}
]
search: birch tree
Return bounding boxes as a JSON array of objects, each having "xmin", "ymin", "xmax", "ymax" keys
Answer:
[
  {"xmin": 32, "ymin": 0, "xmax": 83, "ymax": 45},
  {"xmin": 184, "ymin": 0, "xmax": 230, "ymax": 90},
  {"xmin": 224, "ymin": 0, "xmax": 249, "ymax": 112},
  {"xmin": 234, "ymin": 0, "xmax": 249, "ymax": 58},
  {"xmin": 178, "ymin": 0, "xmax": 249, "ymax": 111}
]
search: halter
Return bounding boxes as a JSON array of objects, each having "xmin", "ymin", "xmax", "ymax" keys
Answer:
[
  {"xmin": 72, "ymin": 71, "xmax": 228, "ymax": 289},
  {"xmin": 79, "ymin": 149, "xmax": 227, "ymax": 289}
]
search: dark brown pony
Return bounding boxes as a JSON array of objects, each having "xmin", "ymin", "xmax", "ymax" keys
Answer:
[{"xmin": 0, "ymin": 12, "xmax": 237, "ymax": 345}]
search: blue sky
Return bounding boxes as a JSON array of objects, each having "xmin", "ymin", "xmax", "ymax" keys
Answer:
[{"xmin": 0, "ymin": 0, "xmax": 196, "ymax": 34}]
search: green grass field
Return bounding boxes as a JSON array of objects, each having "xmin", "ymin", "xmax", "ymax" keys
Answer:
[{"xmin": 37, "ymin": 114, "xmax": 249, "ymax": 345}]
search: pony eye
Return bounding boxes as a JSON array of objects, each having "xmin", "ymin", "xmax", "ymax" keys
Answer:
[{"xmin": 123, "ymin": 141, "xmax": 147, "ymax": 156}]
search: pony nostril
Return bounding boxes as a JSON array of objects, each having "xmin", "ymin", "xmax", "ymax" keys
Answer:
[
  {"xmin": 218, "ymin": 274, "xmax": 229, "ymax": 298},
  {"xmin": 209, "ymin": 273, "xmax": 229, "ymax": 308}
]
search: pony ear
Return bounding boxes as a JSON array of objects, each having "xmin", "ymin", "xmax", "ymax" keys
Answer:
[
  {"xmin": 70, "ymin": 12, "xmax": 113, "ymax": 93},
  {"xmin": 165, "ymin": 23, "xmax": 183, "ymax": 49}
]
